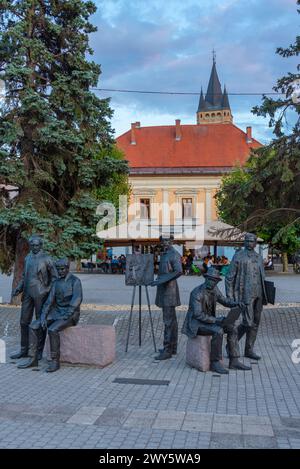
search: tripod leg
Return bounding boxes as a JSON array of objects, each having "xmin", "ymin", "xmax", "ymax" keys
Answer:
[
  {"xmin": 139, "ymin": 285, "xmax": 142, "ymax": 347},
  {"xmin": 145, "ymin": 286, "xmax": 157, "ymax": 352},
  {"xmin": 125, "ymin": 286, "xmax": 136, "ymax": 352}
]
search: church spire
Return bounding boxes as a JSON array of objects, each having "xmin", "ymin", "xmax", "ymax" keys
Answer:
[
  {"xmin": 197, "ymin": 88, "xmax": 206, "ymax": 112},
  {"xmin": 196, "ymin": 54, "xmax": 233, "ymax": 125},
  {"xmin": 221, "ymin": 85, "xmax": 230, "ymax": 109},
  {"xmin": 205, "ymin": 54, "xmax": 222, "ymax": 108}
]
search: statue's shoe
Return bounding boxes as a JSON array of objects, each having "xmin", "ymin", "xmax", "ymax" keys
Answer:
[
  {"xmin": 155, "ymin": 350, "xmax": 172, "ymax": 360},
  {"xmin": 17, "ymin": 357, "xmax": 38, "ymax": 369},
  {"xmin": 210, "ymin": 361, "xmax": 229, "ymax": 374},
  {"xmin": 10, "ymin": 350, "xmax": 28, "ymax": 360},
  {"xmin": 45, "ymin": 361, "xmax": 60, "ymax": 373},
  {"xmin": 159, "ymin": 348, "xmax": 177, "ymax": 355},
  {"xmin": 245, "ymin": 351, "xmax": 261, "ymax": 360},
  {"xmin": 229, "ymin": 359, "xmax": 251, "ymax": 370}
]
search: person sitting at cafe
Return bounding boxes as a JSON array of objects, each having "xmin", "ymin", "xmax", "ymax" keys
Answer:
[{"xmin": 264, "ymin": 255, "xmax": 273, "ymax": 270}]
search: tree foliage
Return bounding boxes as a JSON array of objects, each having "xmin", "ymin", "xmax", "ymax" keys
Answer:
[
  {"xmin": 94, "ymin": 145, "xmax": 131, "ymax": 214},
  {"xmin": 0, "ymin": 0, "xmax": 129, "ymax": 274}
]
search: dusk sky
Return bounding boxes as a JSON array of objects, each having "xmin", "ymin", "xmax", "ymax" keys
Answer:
[{"xmin": 90, "ymin": 0, "xmax": 299, "ymax": 143}]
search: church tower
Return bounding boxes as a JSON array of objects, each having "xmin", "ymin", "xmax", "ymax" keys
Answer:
[{"xmin": 197, "ymin": 54, "xmax": 233, "ymax": 125}]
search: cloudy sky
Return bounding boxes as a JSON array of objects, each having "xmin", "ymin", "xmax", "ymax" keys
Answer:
[{"xmin": 90, "ymin": 0, "xmax": 299, "ymax": 143}]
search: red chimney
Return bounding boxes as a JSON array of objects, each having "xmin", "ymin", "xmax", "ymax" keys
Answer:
[
  {"xmin": 130, "ymin": 123, "xmax": 136, "ymax": 145},
  {"xmin": 175, "ymin": 119, "xmax": 181, "ymax": 141},
  {"xmin": 246, "ymin": 126, "xmax": 252, "ymax": 143}
]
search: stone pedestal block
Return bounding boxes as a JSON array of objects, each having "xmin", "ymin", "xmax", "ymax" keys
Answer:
[
  {"xmin": 186, "ymin": 335, "xmax": 211, "ymax": 372},
  {"xmin": 45, "ymin": 325, "xmax": 115, "ymax": 367}
]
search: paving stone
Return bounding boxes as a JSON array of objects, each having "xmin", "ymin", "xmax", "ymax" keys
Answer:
[
  {"xmin": 212, "ymin": 422, "xmax": 242, "ymax": 435},
  {"xmin": 243, "ymin": 435, "xmax": 277, "ymax": 449},
  {"xmin": 123, "ymin": 410, "xmax": 157, "ymax": 428},
  {"xmin": 182, "ymin": 413, "xmax": 213, "ymax": 432},
  {"xmin": 242, "ymin": 424, "xmax": 274, "ymax": 436},
  {"xmin": 242, "ymin": 415, "xmax": 271, "ymax": 425},
  {"xmin": 94, "ymin": 407, "xmax": 131, "ymax": 427},
  {"xmin": 67, "ymin": 407, "xmax": 105, "ymax": 425},
  {"xmin": 152, "ymin": 411, "xmax": 185, "ymax": 430},
  {"xmin": 210, "ymin": 433, "xmax": 244, "ymax": 449},
  {"xmin": 214, "ymin": 414, "xmax": 242, "ymax": 424},
  {"xmin": 280, "ymin": 417, "xmax": 300, "ymax": 428}
]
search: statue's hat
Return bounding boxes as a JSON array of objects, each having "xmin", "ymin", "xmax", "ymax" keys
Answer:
[{"xmin": 203, "ymin": 266, "xmax": 222, "ymax": 282}]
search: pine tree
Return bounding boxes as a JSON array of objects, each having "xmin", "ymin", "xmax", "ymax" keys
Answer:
[{"xmin": 0, "ymin": 0, "xmax": 128, "ymax": 300}]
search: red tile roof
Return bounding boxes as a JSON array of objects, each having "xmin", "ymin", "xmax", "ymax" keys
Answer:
[{"xmin": 116, "ymin": 123, "xmax": 262, "ymax": 172}]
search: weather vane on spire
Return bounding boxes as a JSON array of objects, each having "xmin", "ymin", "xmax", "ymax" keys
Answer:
[{"xmin": 212, "ymin": 48, "xmax": 216, "ymax": 64}]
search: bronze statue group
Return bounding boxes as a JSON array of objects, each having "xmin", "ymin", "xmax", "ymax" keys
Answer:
[
  {"xmin": 10, "ymin": 233, "xmax": 270, "ymax": 374},
  {"xmin": 10, "ymin": 236, "xmax": 82, "ymax": 373},
  {"xmin": 151, "ymin": 233, "xmax": 269, "ymax": 374}
]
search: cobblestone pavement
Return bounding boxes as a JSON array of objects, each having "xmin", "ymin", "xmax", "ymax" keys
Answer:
[{"xmin": 0, "ymin": 304, "xmax": 300, "ymax": 449}]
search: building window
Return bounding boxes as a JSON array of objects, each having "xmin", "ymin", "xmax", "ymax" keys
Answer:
[
  {"xmin": 182, "ymin": 198, "xmax": 193, "ymax": 219},
  {"xmin": 140, "ymin": 198, "xmax": 151, "ymax": 219}
]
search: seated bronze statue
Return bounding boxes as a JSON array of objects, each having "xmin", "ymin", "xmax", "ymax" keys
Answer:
[
  {"xmin": 182, "ymin": 267, "xmax": 251, "ymax": 374},
  {"xmin": 18, "ymin": 258, "xmax": 83, "ymax": 373},
  {"xmin": 10, "ymin": 235, "xmax": 57, "ymax": 361}
]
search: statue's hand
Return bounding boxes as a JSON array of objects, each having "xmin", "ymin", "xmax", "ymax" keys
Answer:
[
  {"xmin": 215, "ymin": 316, "xmax": 226, "ymax": 325},
  {"xmin": 12, "ymin": 288, "xmax": 21, "ymax": 297},
  {"xmin": 41, "ymin": 317, "xmax": 48, "ymax": 330}
]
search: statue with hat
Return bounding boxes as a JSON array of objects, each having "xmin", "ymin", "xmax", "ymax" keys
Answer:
[
  {"xmin": 10, "ymin": 235, "xmax": 57, "ymax": 361},
  {"xmin": 182, "ymin": 266, "xmax": 251, "ymax": 374},
  {"xmin": 17, "ymin": 258, "xmax": 83, "ymax": 372},
  {"xmin": 151, "ymin": 235, "xmax": 182, "ymax": 360},
  {"xmin": 225, "ymin": 232, "xmax": 268, "ymax": 360}
]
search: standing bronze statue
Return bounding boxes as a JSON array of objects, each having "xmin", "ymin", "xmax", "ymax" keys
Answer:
[
  {"xmin": 225, "ymin": 233, "xmax": 267, "ymax": 360},
  {"xmin": 151, "ymin": 235, "xmax": 182, "ymax": 360},
  {"xmin": 18, "ymin": 258, "xmax": 83, "ymax": 372},
  {"xmin": 10, "ymin": 236, "xmax": 57, "ymax": 360},
  {"xmin": 182, "ymin": 267, "xmax": 251, "ymax": 374}
]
